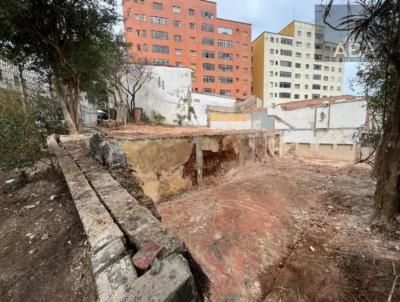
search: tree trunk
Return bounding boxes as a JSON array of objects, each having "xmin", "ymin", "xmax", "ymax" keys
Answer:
[
  {"xmin": 52, "ymin": 77, "xmax": 79, "ymax": 135},
  {"xmin": 114, "ymin": 87, "xmax": 127, "ymax": 125},
  {"xmin": 373, "ymin": 75, "xmax": 400, "ymax": 226}
]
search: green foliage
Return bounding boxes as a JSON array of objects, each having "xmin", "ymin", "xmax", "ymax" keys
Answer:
[
  {"xmin": 0, "ymin": 90, "xmax": 45, "ymax": 171},
  {"xmin": 0, "ymin": 0, "xmax": 119, "ymax": 133},
  {"xmin": 33, "ymin": 97, "xmax": 68, "ymax": 136},
  {"xmin": 150, "ymin": 111, "xmax": 166, "ymax": 125},
  {"xmin": 141, "ymin": 111, "xmax": 151, "ymax": 124},
  {"xmin": 141, "ymin": 111, "xmax": 166, "ymax": 125}
]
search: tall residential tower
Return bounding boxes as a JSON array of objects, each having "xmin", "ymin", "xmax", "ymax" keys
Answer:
[
  {"xmin": 123, "ymin": 0, "xmax": 252, "ymax": 100},
  {"xmin": 252, "ymin": 21, "xmax": 345, "ymax": 106}
]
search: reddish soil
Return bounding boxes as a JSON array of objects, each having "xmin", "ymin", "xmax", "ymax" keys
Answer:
[
  {"xmin": 0, "ymin": 161, "xmax": 96, "ymax": 302},
  {"xmin": 103, "ymin": 124, "xmax": 267, "ymax": 139},
  {"xmin": 159, "ymin": 158, "xmax": 400, "ymax": 302}
]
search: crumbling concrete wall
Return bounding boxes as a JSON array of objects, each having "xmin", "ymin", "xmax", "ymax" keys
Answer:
[{"xmin": 90, "ymin": 131, "xmax": 282, "ymax": 203}]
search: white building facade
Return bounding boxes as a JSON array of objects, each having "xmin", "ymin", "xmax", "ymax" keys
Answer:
[
  {"xmin": 132, "ymin": 65, "xmax": 236, "ymax": 126},
  {"xmin": 266, "ymin": 96, "xmax": 370, "ymax": 161},
  {"xmin": 252, "ymin": 21, "xmax": 345, "ymax": 107}
]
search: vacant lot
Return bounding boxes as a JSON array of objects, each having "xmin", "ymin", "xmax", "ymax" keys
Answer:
[
  {"xmin": 160, "ymin": 158, "xmax": 400, "ymax": 301},
  {"xmin": 0, "ymin": 162, "xmax": 96, "ymax": 302}
]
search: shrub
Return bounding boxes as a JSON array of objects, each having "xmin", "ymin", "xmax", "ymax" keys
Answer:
[
  {"xmin": 150, "ymin": 111, "xmax": 166, "ymax": 125},
  {"xmin": 34, "ymin": 97, "xmax": 68, "ymax": 136},
  {"xmin": 0, "ymin": 89, "xmax": 45, "ymax": 171}
]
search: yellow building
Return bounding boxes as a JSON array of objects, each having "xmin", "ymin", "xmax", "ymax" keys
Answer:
[{"xmin": 252, "ymin": 21, "xmax": 345, "ymax": 107}]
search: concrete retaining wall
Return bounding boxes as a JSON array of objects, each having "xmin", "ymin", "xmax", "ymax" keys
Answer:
[
  {"xmin": 49, "ymin": 137, "xmax": 200, "ymax": 302},
  {"xmin": 90, "ymin": 131, "xmax": 282, "ymax": 203}
]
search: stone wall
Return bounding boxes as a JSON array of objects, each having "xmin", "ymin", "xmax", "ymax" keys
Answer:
[{"xmin": 49, "ymin": 137, "xmax": 201, "ymax": 302}]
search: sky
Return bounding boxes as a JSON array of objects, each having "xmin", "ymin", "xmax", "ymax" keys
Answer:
[{"xmin": 117, "ymin": 0, "xmax": 362, "ymax": 95}]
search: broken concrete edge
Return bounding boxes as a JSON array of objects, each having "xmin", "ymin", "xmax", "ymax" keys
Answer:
[
  {"xmin": 89, "ymin": 131, "xmax": 282, "ymax": 172},
  {"xmin": 49, "ymin": 136, "xmax": 203, "ymax": 301},
  {"xmin": 96, "ymin": 129, "xmax": 278, "ymax": 143}
]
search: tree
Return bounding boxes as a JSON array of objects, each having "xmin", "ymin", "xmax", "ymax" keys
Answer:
[
  {"xmin": 0, "ymin": 0, "xmax": 119, "ymax": 134},
  {"xmin": 106, "ymin": 37, "xmax": 152, "ymax": 124},
  {"xmin": 323, "ymin": 0, "xmax": 400, "ymax": 227}
]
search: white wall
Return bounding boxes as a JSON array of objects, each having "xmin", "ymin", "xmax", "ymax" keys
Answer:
[
  {"xmin": 133, "ymin": 65, "xmax": 192, "ymax": 124},
  {"xmin": 128, "ymin": 66, "xmax": 236, "ymax": 126},
  {"xmin": 267, "ymin": 98, "xmax": 367, "ymax": 146},
  {"xmin": 192, "ymin": 93, "xmax": 236, "ymax": 126},
  {"xmin": 209, "ymin": 120, "xmax": 252, "ymax": 130}
]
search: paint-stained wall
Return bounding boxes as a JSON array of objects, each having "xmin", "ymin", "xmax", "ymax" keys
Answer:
[{"xmin": 208, "ymin": 112, "xmax": 252, "ymax": 130}]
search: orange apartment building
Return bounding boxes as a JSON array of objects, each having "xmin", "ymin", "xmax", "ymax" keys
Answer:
[{"xmin": 122, "ymin": 0, "xmax": 252, "ymax": 100}]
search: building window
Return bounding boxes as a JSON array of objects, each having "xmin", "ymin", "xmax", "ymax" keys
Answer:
[
  {"xmin": 202, "ymin": 37, "xmax": 214, "ymax": 46},
  {"xmin": 201, "ymin": 23, "xmax": 214, "ymax": 32},
  {"xmin": 279, "ymin": 92, "xmax": 291, "ymax": 98},
  {"xmin": 190, "ymin": 50, "xmax": 196, "ymax": 56},
  {"xmin": 279, "ymin": 71, "xmax": 292, "ymax": 78},
  {"xmin": 152, "ymin": 45, "xmax": 169, "ymax": 54},
  {"xmin": 295, "ymin": 63, "xmax": 301, "ymax": 68},
  {"xmin": 153, "ymin": 58, "xmax": 169, "ymax": 65},
  {"xmin": 217, "ymin": 40, "xmax": 233, "ymax": 48},
  {"xmin": 295, "ymin": 73, "xmax": 301, "ymax": 79},
  {"xmin": 312, "ymin": 84, "xmax": 321, "ymax": 90},
  {"xmin": 294, "ymin": 94, "xmax": 300, "ymax": 99},
  {"xmin": 134, "ymin": 14, "xmax": 146, "ymax": 21},
  {"xmin": 203, "ymin": 63, "xmax": 215, "ymax": 70},
  {"xmin": 188, "ymin": 8, "xmax": 195, "ymax": 16},
  {"xmin": 189, "ymin": 23, "xmax": 195, "ymax": 30},
  {"xmin": 220, "ymin": 90, "xmax": 231, "ymax": 96},
  {"xmin": 152, "ymin": 2, "xmax": 163, "ymax": 10},
  {"xmin": 281, "ymin": 38, "xmax": 293, "ymax": 45},
  {"xmin": 280, "ymin": 49, "xmax": 292, "ymax": 56},
  {"xmin": 297, "ymin": 30, "xmax": 302, "ymax": 36},
  {"xmin": 201, "ymin": 10, "xmax": 214, "ymax": 19},
  {"xmin": 323, "ymin": 76, "xmax": 329, "ymax": 81},
  {"xmin": 150, "ymin": 16, "xmax": 168, "ymax": 25},
  {"xmin": 313, "ymin": 74, "xmax": 322, "ymax": 80},
  {"xmin": 151, "ymin": 30, "xmax": 168, "ymax": 40},
  {"xmin": 307, "ymin": 32, "xmax": 312, "ymax": 37},
  {"xmin": 219, "ymin": 77, "xmax": 233, "ymax": 84},
  {"xmin": 295, "ymin": 84, "xmax": 300, "ymax": 89},
  {"xmin": 175, "ymin": 49, "xmax": 182, "ymax": 55},
  {"xmin": 279, "ymin": 82, "xmax": 291, "ymax": 88},
  {"xmin": 172, "ymin": 6, "xmax": 181, "ymax": 13},
  {"xmin": 219, "ymin": 64, "xmax": 233, "ymax": 72},
  {"xmin": 218, "ymin": 52, "xmax": 233, "ymax": 60},
  {"xmin": 217, "ymin": 27, "xmax": 233, "ymax": 35},
  {"xmin": 295, "ymin": 52, "xmax": 301, "ymax": 58},
  {"xmin": 174, "ymin": 20, "xmax": 181, "ymax": 28},
  {"xmin": 176, "ymin": 62, "xmax": 183, "ymax": 67},
  {"xmin": 296, "ymin": 41, "xmax": 302, "ymax": 47},
  {"xmin": 203, "ymin": 76, "xmax": 215, "ymax": 83},
  {"xmin": 313, "ymin": 64, "xmax": 322, "ymax": 70},
  {"xmin": 202, "ymin": 51, "xmax": 215, "ymax": 58},
  {"xmin": 174, "ymin": 35, "xmax": 182, "ymax": 42},
  {"xmin": 280, "ymin": 60, "xmax": 292, "ymax": 67}
]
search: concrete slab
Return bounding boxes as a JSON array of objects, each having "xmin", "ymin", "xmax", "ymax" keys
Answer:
[
  {"xmin": 96, "ymin": 256, "xmax": 138, "ymax": 302},
  {"xmin": 128, "ymin": 254, "xmax": 199, "ymax": 302},
  {"xmin": 92, "ymin": 238, "xmax": 127, "ymax": 275}
]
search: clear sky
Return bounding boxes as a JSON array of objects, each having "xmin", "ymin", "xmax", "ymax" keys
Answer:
[{"xmin": 117, "ymin": 0, "xmax": 362, "ymax": 95}]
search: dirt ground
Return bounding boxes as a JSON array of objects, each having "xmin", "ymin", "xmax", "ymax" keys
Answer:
[
  {"xmin": 159, "ymin": 158, "xmax": 400, "ymax": 302},
  {"xmin": 0, "ymin": 160, "xmax": 96, "ymax": 302},
  {"xmin": 103, "ymin": 124, "xmax": 266, "ymax": 139}
]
